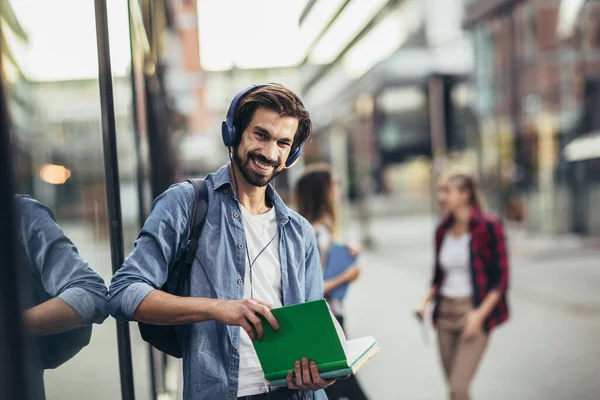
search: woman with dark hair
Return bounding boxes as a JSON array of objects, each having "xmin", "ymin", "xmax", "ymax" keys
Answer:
[
  {"xmin": 415, "ymin": 167, "xmax": 510, "ymax": 400},
  {"xmin": 295, "ymin": 164, "xmax": 369, "ymax": 400}
]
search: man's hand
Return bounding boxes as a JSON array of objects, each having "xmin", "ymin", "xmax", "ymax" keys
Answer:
[
  {"xmin": 285, "ymin": 358, "xmax": 336, "ymax": 391},
  {"xmin": 210, "ymin": 298, "xmax": 279, "ymax": 340}
]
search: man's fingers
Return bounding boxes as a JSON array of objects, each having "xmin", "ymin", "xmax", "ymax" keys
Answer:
[
  {"xmin": 246, "ymin": 312, "xmax": 264, "ymax": 340},
  {"xmin": 309, "ymin": 361, "xmax": 325, "ymax": 386},
  {"xmin": 302, "ymin": 358, "xmax": 311, "ymax": 383},
  {"xmin": 286, "ymin": 371, "xmax": 298, "ymax": 390},
  {"xmin": 252, "ymin": 303, "xmax": 279, "ymax": 330},
  {"xmin": 302, "ymin": 358, "xmax": 318, "ymax": 390},
  {"xmin": 251, "ymin": 298, "xmax": 276, "ymax": 310},
  {"xmin": 323, "ymin": 379, "xmax": 337, "ymax": 388},
  {"xmin": 240, "ymin": 320, "xmax": 255, "ymax": 341},
  {"xmin": 294, "ymin": 361, "xmax": 304, "ymax": 388}
]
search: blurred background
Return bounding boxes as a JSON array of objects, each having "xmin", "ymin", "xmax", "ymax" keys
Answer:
[{"xmin": 1, "ymin": 0, "xmax": 599, "ymax": 399}]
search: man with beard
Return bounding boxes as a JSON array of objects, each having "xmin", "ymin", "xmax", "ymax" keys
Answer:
[{"xmin": 109, "ymin": 84, "xmax": 333, "ymax": 400}]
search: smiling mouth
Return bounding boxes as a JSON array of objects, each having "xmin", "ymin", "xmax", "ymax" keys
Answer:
[{"xmin": 251, "ymin": 157, "xmax": 274, "ymax": 172}]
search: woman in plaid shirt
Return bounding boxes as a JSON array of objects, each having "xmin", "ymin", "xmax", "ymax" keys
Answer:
[{"xmin": 415, "ymin": 168, "xmax": 510, "ymax": 400}]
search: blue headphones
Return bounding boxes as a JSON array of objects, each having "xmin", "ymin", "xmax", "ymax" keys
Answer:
[{"xmin": 221, "ymin": 83, "xmax": 304, "ymax": 167}]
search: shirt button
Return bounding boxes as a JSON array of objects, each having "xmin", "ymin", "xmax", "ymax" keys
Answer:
[
  {"xmin": 223, "ymin": 189, "xmax": 229, "ymax": 194},
  {"xmin": 233, "ymin": 212, "xmax": 239, "ymax": 218},
  {"xmin": 233, "ymin": 347, "xmax": 238, "ymax": 353},
  {"xmin": 237, "ymin": 243, "xmax": 244, "ymax": 249},
  {"xmin": 237, "ymin": 279, "xmax": 243, "ymax": 285},
  {"xmin": 229, "ymin": 392, "xmax": 236, "ymax": 398}
]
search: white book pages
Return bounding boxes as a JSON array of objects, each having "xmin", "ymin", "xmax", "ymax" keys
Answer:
[{"xmin": 345, "ymin": 336, "xmax": 377, "ymax": 366}]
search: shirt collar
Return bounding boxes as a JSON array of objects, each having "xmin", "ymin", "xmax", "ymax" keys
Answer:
[
  {"xmin": 212, "ymin": 163, "xmax": 292, "ymax": 223},
  {"xmin": 212, "ymin": 164, "xmax": 234, "ymax": 191}
]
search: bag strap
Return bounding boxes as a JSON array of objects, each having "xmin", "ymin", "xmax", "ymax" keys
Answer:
[
  {"xmin": 185, "ymin": 179, "xmax": 209, "ymax": 265},
  {"xmin": 178, "ymin": 179, "xmax": 209, "ymax": 293}
]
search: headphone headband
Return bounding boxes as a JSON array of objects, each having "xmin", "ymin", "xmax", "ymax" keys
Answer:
[{"xmin": 221, "ymin": 83, "xmax": 305, "ymax": 167}]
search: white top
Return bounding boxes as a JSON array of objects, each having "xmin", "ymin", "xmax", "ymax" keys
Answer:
[
  {"xmin": 439, "ymin": 232, "xmax": 473, "ymax": 298},
  {"xmin": 313, "ymin": 223, "xmax": 344, "ymax": 317},
  {"xmin": 314, "ymin": 223, "xmax": 332, "ymax": 257},
  {"xmin": 237, "ymin": 206, "xmax": 282, "ymax": 397}
]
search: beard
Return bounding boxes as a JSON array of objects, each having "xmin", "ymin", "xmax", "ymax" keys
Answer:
[{"xmin": 232, "ymin": 148, "xmax": 282, "ymax": 187}]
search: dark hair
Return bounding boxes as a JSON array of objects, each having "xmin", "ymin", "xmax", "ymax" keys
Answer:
[
  {"xmin": 443, "ymin": 167, "xmax": 486, "ymax": 211},
  {"xmin": 294, "ymin": 164, "xmax": 338, "ymax": 237},
  {"xmin": 233, "ymin": 83, "xmax": 312, "ymax": 151}
]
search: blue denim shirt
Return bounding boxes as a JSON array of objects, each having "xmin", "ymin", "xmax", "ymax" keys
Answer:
[
  {"xmin": 16, "ymin": 195, "xmax": 109, "ymax": 324},
  {"xmin": 109, "ymin": 165, "xmax": 326, "ymax": 400}
]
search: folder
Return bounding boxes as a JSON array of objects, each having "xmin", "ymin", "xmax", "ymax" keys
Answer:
[
  {"xmin": 323, "ymin": 243, "xmax": 358, "ymax": 300},
  {"xmin": 253, "ymin": 299, "xmax": 379, "ymax": 387}
]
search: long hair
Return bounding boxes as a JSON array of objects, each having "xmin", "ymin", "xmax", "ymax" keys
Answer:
[
  {"xmin": 294, "ymin": 164, "xmax": 339, "ymax": 238},
  {"xmin": 442, "ymin": 167, "xmax": 486, "ymax": 211}
]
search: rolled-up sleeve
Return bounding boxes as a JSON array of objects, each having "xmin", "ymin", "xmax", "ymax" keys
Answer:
[
  {"xmin": 109, "ymin": 183, "xmax": 193, "ymax": 321},
  {"xmin": 303, "ymin": 222, "xmax": 324, "ymax": 302},
  {"xmin": 18, "ymin": 197, "xmax": 109, "ymax": 324}
]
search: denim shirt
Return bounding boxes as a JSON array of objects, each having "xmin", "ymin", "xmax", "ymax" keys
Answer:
[
  {"xmin": 16, "ymin": 195, "xmax": 109, "ymax": 324},
  {"xmin": 109, "ymin": 165, "xmax": 326, "ymax": 400}
]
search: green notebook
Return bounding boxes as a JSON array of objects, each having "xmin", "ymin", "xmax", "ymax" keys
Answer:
[{"xmin": 253, "ymin": 299, "xmax": 379, "ymax": 387}]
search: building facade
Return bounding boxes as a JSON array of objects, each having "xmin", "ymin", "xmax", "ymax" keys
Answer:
[{"xmin": 464, "ymin": 0, "xmax": 600, "ymax": 235}]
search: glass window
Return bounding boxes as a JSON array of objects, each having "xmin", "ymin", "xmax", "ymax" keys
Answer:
[{"xmin": 3, "ymin": 0, "xmax": 152, "ymax": 398}]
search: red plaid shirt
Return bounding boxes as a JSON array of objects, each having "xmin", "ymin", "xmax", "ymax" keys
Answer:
[{"xmin": 431, "ymin": 208, "xmax": 510, "ymax": 332}]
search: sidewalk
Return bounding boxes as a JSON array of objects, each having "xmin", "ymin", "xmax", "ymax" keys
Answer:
[
  {"xmin": 343, "ymin": 214, "xmax": 600, "ymax": 400},
  {"xmin": 346, "ymin": 214, "xmax": 600, "ymax": 314},
  {"xmin": 508, "ymin": 222, "xmax": 600, "ymax": 259}
]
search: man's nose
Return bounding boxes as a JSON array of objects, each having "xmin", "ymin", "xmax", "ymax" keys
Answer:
[{"xmin": 264, "ymin": 141, "xmax": 278, "ymax": 162}]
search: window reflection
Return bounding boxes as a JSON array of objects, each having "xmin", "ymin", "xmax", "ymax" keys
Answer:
[
  {"xmin": 15, "ymin": 195, "xmax": 108, "ymax": 370},
  {"xmin": 2, "ymin": 1, "xmax": 140, "ymax": 399}
]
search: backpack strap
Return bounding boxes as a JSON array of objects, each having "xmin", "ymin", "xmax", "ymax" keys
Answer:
[
  {"xmin": 184, "ymin": 179, "xmax": 209, "ymax": 264},
  {"xmin": 178, "ymin": 179, "xmax": 209, "ymax": 293}
]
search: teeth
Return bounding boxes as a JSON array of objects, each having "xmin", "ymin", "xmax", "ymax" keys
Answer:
[{"xmin": 254, "ymin": 159, "xmax": 272, "ymax": 169}]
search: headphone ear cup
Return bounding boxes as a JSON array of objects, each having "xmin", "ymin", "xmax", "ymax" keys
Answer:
[
  {"xmin": 221, "ymin": 121, "xmax": 235, "ymax": 147},
  {"xmin": 285, "ymin": 144, "xmax": 303, "ymax": 167},
  {"xmin": 221, "ymin": 84, "xmax": 271, "ymax": 148}
]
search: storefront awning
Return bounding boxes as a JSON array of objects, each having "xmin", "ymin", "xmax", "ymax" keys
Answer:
[{"xmin": 564, "ymin": 132, "xmax": 600, "ymax": 162}]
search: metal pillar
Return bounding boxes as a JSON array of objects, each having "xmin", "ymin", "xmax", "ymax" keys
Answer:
[{"xmin": 94, "ymin": 0, "xmax": 136, "ymax": 399}]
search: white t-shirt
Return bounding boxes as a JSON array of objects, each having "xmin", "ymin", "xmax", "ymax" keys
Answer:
[
  {"xmin": 314, "ymin": 223, "xmax": 333, "ymax": 258},
  {"xmin": 237, "ymin": 205, "xmax": 282, "ymax": 397},
  {"xmin": 439, "ymin": 232, "xmax": 473, "ymax": 298},
  {"xmin": 313, "ymin": 223, "xmax": 344, "ymax": 317}
]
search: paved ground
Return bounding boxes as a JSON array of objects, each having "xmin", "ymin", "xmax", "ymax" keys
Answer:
[
  {"xmin": 342, "ymin": 215, "xmax": 600, "ymax": 400},
  {"xmin": 41, "ymin": 215, "xmax": 600, "ymax": 400}
]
